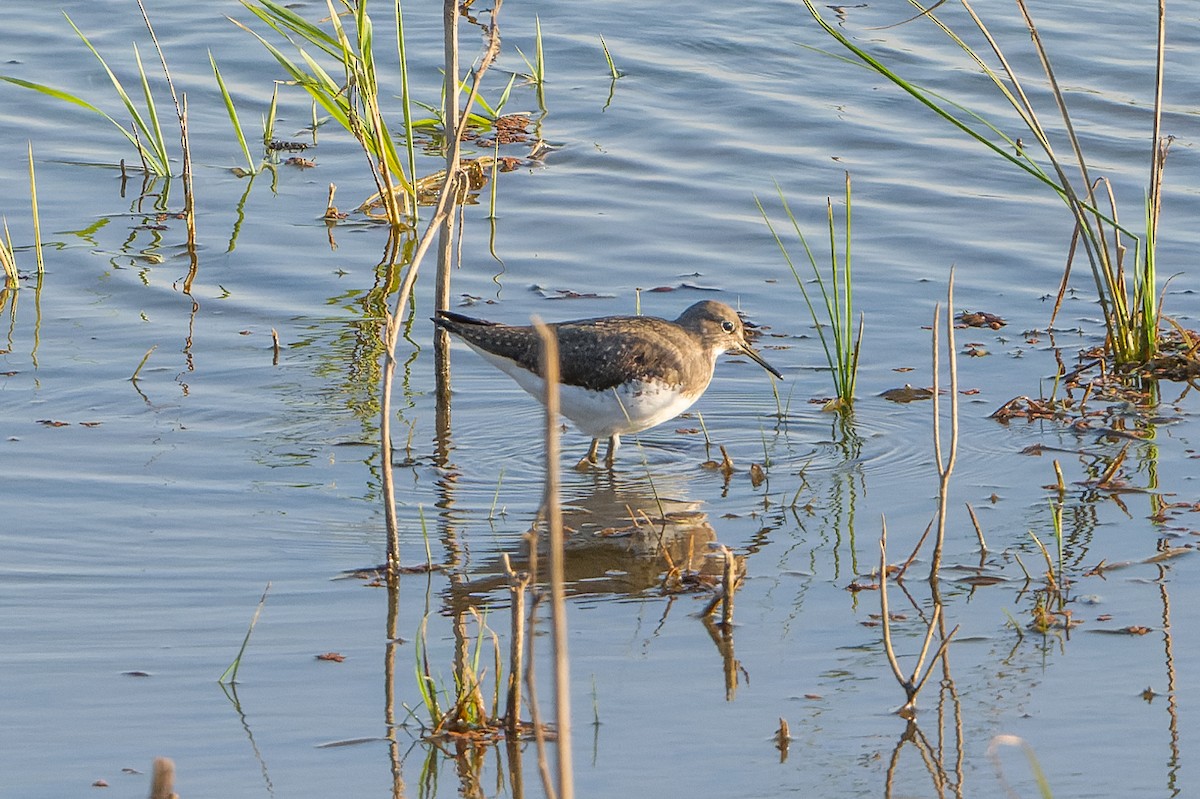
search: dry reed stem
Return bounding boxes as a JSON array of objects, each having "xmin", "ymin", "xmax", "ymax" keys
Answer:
[
  {"xmin": 533, "ymin": 318, "xmax": 574, "ymax": 799},
  {"xmin": 1149, "ymin": 0, "xmax": 1166, "ymax": 227},
  {"xmin": 437, "ymin": 0, "xmax": 460, "ymax": 314},
  {"xmin": 148, "ymin": 757, "xmax": 177, "ymax": 799},
  {"xmin": 880, "ymin": 518, "xmax": 959, "ymax": 714},
  {"xmin": 965, "ymin": 503, "xmax": 986, "ymax": 552},
  {"xmin": 928, "ymin": 270, "xmax": 958, "ymax": 581},
  {"xmin": 130, "ymin": 345, "xmax": 157, "ymax": 382},
  {"xmin": 379, "ymin": 0, "xmax": 504, "ymax": 571},
  {"xmin": 134, "ymin": 0, "xmax": 196, "ymax": 256},
  {"xmin": 894, "ymin": 519, "xmax": 933, "ymax": 582},
  {"xmin": 502, "ymin": 552, "xmax": 529, "ymax": 736}
]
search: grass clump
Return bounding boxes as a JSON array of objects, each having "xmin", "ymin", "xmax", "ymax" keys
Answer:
[
  {"xmin": 234, "ymin": 0, "xmax": 416, "ymax": 226},
  {"xmin": 802, "ymin": 0, "xmax": 1169, "ymax": 367},
  {"xmin": 758, "ymin": 172, "xmax": 861, "ymax": 411},
  {"xmin": 412, "ymin": 610, "xmax": 508, "ymax": 741}
]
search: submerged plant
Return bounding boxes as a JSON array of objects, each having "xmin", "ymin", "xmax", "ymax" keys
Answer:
[
  {"xmin": 803, "ymin": 0, "xmax": 1169, "ymax": 366},
  {"xmin": 758, "ymin": 173, "xmax": 861, "ymax": 410}
]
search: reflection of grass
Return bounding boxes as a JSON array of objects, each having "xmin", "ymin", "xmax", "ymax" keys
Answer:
[
  {"xmin": 758, "ymin": 174, "xmax": 861, "ymax": 410},
  {"xmin": 803, "ymin": 0, "xmax": 1168, "ymax": 366}
]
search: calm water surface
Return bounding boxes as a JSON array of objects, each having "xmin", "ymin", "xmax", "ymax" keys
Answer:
[{"xmin": 3, "ymin": 1, "xmax": 1200, "ymax": 797}]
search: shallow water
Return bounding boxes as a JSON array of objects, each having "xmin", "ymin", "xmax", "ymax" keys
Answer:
[{"xmin": 3, "ymin": 1, "xmax": 1200, "ymax": 797}]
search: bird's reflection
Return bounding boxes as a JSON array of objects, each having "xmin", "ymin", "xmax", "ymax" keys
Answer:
[{"xmin": 446, "ymin": 471, "xmax": 724, "ymax": 611}]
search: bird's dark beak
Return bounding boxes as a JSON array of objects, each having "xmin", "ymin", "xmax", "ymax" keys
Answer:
[{"xmin": 739, "ymin": 343, "xmax": 783, "ymax": 380}]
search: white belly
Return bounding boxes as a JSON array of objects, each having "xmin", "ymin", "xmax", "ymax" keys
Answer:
[{"xmin": 467, "ymin": 343, "xmax": 705, "ymax": 438}]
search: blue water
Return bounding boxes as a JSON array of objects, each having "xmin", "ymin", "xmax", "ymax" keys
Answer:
[{"xmin": 3, "ymin": 1, "xmax": 1199, "ymax": 797}]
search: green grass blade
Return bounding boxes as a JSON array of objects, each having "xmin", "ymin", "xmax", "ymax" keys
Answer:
[
  {"xmin": 395, "ymin": 0, "xmax": 418, "ymax": 212},
  {"xmin": 210, "ymin": 52, "xmax": 257, "ymax": 173},
  {"xmin": 218, "ymin": 583, "xmax": 271, "ymax": 684},
  {"xmin": 0, "ymin": 75, "xmax": 155, "ymax": 170},
  {"xmin": 64, "ymin": 13, "xmax": 169, "ymax": 174},
  {"xmin": 132, "ymin": 44, "xmax": 170, "ymax": 171},
  {"xmin": 28, "ymin": 143, "xmax": 43, "ymax": 275},
  {"xmin": 600, "ymin": 34, "xmax": 620, "ymax": 79},
  {"xmin": 239, "ymin": 0, "xmax": 344, "ymax": 58}
]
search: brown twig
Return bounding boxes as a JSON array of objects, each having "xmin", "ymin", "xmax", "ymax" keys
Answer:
[
  {"xmin": 965, "ymin": 503, "xmax": 986, "ymax": 552},
  {"xmin": 928, "ymin": 269, "xmax": 958, "ymax": 580},
  {"xmin": 380, "ymin": 0, "xmax": 505, "ymax": 571},
  {"xmin": 148, "ymin": 757, "xmax": 177, "ymax": 799},
  {"xmin": 880, "ymin": 518, "xmax": 959, "ymax": 715},
  {"xmin": 502, "ymin": 553, "xmax": 529, "ymax": 736}
]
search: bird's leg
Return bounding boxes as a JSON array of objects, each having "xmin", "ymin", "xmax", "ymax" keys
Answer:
[
  {"xmin": 604, "ymin": 434, "xmax": 620, "ymax": 469},
  {"xmin": 575, "ymin": 438, "xmax": 601, "ymax": 471}
]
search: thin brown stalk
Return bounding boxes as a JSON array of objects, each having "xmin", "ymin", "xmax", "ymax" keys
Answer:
[
  {"xmin": 134, "ymin": 0, "xmax": 196, "ymax": 250},
  {"xmin": 180, "ymin": 94, "xmax": 197, "ymax": 291},
  {"xmin": 379, "ymin": 0, "xmax": 504, "ymax": 570},
  {"xmin": 929, "ymin": 270, "xmax": 958, "ymax": 580},
  {"xmin": 894, "ymin": 519, "xmax": 933, "ymax": 581},
  {"xmin": 437, "ymin": 0, "xmax": 460, "ymax": 315},
  {"xmin": 148, "ymin": 757, "xmax": 176, "ymax": 799},
  {"xmin": 1149, "ymin": 0, "xmax": 1166, "ymax": 214},
  {"xmin": 879, "ymin": 520, "xmax": 907, "ymax": 688},
  {"xmin": 502, "ymin": 553, "xmax": 529, "ymax": 736},
  {"xmin": 533, "ymin": 318, "xmax": 574, "ymax": 799},
  {"xmin": 130, "ymin": 345, "xmax": 157, "ymax": 382},
  {"xmin": 965, "ymin": 503, "xmax": 986, "ymax": 552}
]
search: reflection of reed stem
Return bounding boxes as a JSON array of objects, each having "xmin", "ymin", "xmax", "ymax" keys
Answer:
[
  {"xmin": 384, "ymin": 585, "xmax": 406, "ymax": 798},
  {"xmin": 1158, "ymin": 565, "xmax": 1181, "ymax": 785},
  {"xmin": 880, "ymin": 520, "xmax": 958, "ymax": 715},
  {"xmin": 720, "ymin": 545, "xmax": 736, "ymax": 628}
]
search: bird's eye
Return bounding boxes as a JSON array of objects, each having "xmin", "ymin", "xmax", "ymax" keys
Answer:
[{"xmin": 721, "ymin": 320, "xmax": 735, "ymax": 333}]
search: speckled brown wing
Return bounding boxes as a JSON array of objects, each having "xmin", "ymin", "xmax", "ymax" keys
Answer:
[
  {"xmin": 552, "ymin": 316, "xmax": 704, "ymax": 391},
  {"xmin": 433, "ymin": 311, "xmax": 711, "ymax": 392},
  {"xmin": 433, "ymin": 311, "xmax": 543, "ymax": 371}
]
